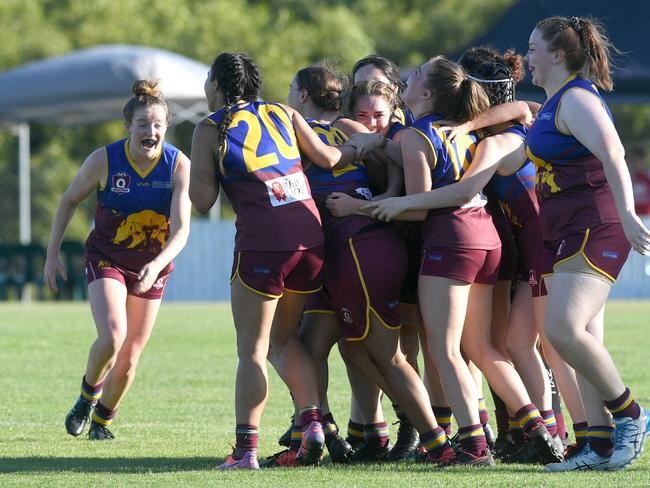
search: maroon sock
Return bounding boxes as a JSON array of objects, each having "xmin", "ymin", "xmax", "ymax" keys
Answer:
[
  {"xmin": 510, "ymin": 417, "xmax": 524, "ymax": 445},
  {"xmin": 234, "ymin": 424, "xmax": 258, "ymax": 459},
  {"xmin": 458, "ymin": 424, "xmax": 487, "ymax": 457},
  {"xmin": 555, "ymin": 411, "xmax": 568, "ymax": 440},
  {"xmin": 347, "ymin": 419, "xmax": 364, "ymax": 445},
  {"xmin": 421, "ymin": 427, "xmax": 450, "ymax": 456},
  {"xmin": 91, "ymin": 401, "xmax": 116, "ymax": 425},
  {"xmin": 322, "ymin": 412, "xmax": 338, "ymax": 442},
  {"xmin": 495, "ymin": 409, "xmax": 510, "ymax": 435},
  {"xmin": 588, "ymin": 425, "xmax": 614, "ymax": 458},
  {"xmin": 605, "ymin": 387, "xmax": 641, "ymax": 419},
  {"xmin": 540, "ymin": 409, "xmax": 558, "ymax": 437},
  {"xmin": 364, "ymin": 422, "xmax": 390, "ymax": 448},
  {"xmin": 299, "ymin": 405, "xmax": 321, "ymax": 428},
  {"xmin": 478, "ymin": 397, "xmax": 489, "ymax": 426},
  {"xmin": 514, "ymin": 404, "xmax": 544, "ymax": 435},
  {"xmin": 432, "ymin": 406, "xmax": 453, "ymax": 436},
  {"xmin": 573, "ymin": 421, "xmax": 589, "ymax": 449},
  {"xmin": 80, "ymin": 375, "xmax": 103, "ymax": 405},
  {"xmin": 289, "ymin": 424, "xmax": 302, "ymax": 452}
]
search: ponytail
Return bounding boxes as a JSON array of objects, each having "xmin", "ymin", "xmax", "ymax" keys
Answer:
[
  {"xmin": 536, "ymin": 16, "xmax": 616, "ymax": 91},
  {"xmin": 426, "ymin": 56, "xmax": 490, "ymax": 122},
  {"xmin": 579, "ymin": 19, "xmax": 615, "ymax": 91}
]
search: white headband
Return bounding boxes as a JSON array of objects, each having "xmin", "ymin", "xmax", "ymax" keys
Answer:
[{"xmin": 467, "ymin": 75, "xmax": 514, "ymax": 83}]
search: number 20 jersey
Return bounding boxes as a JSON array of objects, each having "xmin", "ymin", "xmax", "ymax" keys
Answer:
[{"xmin": 207, "ymin": 101, "xmax": 323, "ymax": 252}]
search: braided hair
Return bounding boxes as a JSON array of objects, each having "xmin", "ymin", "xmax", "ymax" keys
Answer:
[
  {"xmin": 209, "ymin": 52, "xmax": 262, "ymax": 174},
  {"xmin": 459, "ymin": 47, "xmax": 524, "ymax": 106}
]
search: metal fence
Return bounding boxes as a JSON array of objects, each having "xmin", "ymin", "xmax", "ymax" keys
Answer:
[{"xmin": 164, "ymin": 218, "xmax": 650, "ymax": 302}]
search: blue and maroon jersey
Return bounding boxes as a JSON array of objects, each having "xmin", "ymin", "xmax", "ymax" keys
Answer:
[
  {"xmin": 85, "ymin": 139, "xmax": 179, "ymax": 272},
  {"xmin": 487, "ymin": 124, "xmax": 545, "ymax": 282},
  {"xmin": 304, "ymin": 119, "xmax": 380, "ymax": 253},
  {"xmin": 394, "ymin": 106, "xmax": 416, "ymax": 126},
  {"xmin": 207, "ymin": 101, "xmax": 323, "ymax": 252},
  {"xmin": 410, "ymin": 113, "xmax": 500, "ymax": 250},
  {"xmin": 385, "ymin": 120, "xmax": 407, "ymax": 140},
  {"xmin": 488, "ymin": 124, "xmax": 540, "ymax": 230},
  {"xmin": 525, "ymin": 73, "xmax": 619, "ymax": 240}
]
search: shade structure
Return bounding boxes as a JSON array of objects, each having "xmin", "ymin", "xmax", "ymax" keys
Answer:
[
  {"xmin": 450, "ymin": 0, "xmax": 650, "ymax": 103},
  {"xmin": 0, "ymin": 45, "xmax": 215, "ymax": 247},
  {"xmin": 0, "ymin": 44, "xmax": 210, "ymax": 124}
]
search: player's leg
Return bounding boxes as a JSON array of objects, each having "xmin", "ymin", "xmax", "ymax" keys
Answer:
[
  {"xmin": 65, "ymin": 277, "xmax": 128, "ymax": 437},
  {"xmin": 89, "ymin": 293, "xmax": 162, "ymax": 439}
]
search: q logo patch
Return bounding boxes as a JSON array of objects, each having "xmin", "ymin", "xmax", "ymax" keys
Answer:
[{"xmin": 111, "ymin": 173, "xmax": 131, "ymax": 194}]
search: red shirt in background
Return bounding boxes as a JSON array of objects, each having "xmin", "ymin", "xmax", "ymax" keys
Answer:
[{"xmin": 633, "ymin": 170, "xmax": 650, "ymax": 215}]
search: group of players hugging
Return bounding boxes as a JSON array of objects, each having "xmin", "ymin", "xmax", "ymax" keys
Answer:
[{"xmin": 47, "ymin": 14, "xmax": 649, "ymax": 472}]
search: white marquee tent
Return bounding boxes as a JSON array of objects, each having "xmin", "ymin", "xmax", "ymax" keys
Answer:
[{"xmin": 0, "ymin": 45, "xmax": 213, "ymax": 243}]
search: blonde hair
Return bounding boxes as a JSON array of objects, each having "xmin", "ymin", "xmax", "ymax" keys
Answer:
[{"xmin": 425, "ymin": 56, "xmax": 490, "ymax": 122}]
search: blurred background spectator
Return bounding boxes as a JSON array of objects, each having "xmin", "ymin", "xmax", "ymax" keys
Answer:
[{"xmin": 630, "ymin": 146, "xmax": 650, "ymax": 215}]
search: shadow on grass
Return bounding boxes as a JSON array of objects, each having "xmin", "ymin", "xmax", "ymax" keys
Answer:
[{"xmin": 0, "ymin": 456, "xmax": 226, "ymax": 473}]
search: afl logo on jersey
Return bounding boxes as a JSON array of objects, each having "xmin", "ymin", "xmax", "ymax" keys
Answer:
[{"xmin": 111, "ymin": 173, "xmax": 131, "ymax": 194}]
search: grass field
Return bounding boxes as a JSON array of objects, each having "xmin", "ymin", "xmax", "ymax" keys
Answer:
[{"xmin": 1, "ymin": 301, "xmax": 650, "ymax": 487}]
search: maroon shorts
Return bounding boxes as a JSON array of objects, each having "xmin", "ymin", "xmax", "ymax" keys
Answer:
[
  {"xmin": 325, "ymin": 226, "xmax": 407, "ymax": 341},
  {"xmin": 498, "ymin": 230, "xmax": 518, "ymax": 281},
  {"xmin": 303, "ymin": 289, "xmax": 334, "ymax": 314},
  {"xmin": 85, "ymin": 257, "xmax": 171, "ymax": 300},
  {"xmin": 545, "ymin": 223, "xmax": 631, "ymax": 283},
  {"xmin": 420, "ymin": 246, "xmax": 502, "ymax": 285},
  {"xmin": 231, "ymin": 245, "xmax": 325, "ymax": 298},
  {"xmin": 516, "ymin": 256, "xmax": 548, "ymax": 298},
  {"xmin": 489, "ymin": 197, "xmax": 518, "ymax": 282},
  {"xmin": 393, "ymin": 222, "xmax": 422, "ymax": 305}
]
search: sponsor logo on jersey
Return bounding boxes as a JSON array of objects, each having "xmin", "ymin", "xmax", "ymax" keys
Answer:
[
  {"xmin": 152, "ymin": 181, "xmax": 173, "ymax": 189},
  {"xmin": 112, "ymin": 209, "xmax": 169, "ymax": 250},
  {"xmin": 538, "ymin": 112, "xmax": 553, "ymax": 121},
  {"xmin": 341, "ymin": 307, "xmax": 354, "ymax": 325},
  {"xmin": 556, "ymin": 239, "xmax": 566, "ymax": 256},
  {"xmin": 265, "ymin": 173, "xmax": 310, "ymax": 207},
  {"xmin": 111, "ymin": 173, "xmax": 131, "ymax": 194},
  {"xmin": 602, "ymin": 250, "xmax": 619, "ymax": 259}
]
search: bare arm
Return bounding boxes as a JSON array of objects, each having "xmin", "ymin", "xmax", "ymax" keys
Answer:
[
  {"xmin": 44, "ymin": 148, "xmax": 107, "ymax": 292},
  {"xmin": 440, "ymin": 101, "xmax": 533, "ymax": 141},
  {"xmin": 364, "ymin": 133, "xmax": 522, "ymax": 221},
  {"xmin": 189, "ymin": 120, "xmax": 220, "ymax": 214},
  {"xmin": 133, "ymin": 153, "xmax": 192, "ymax": 294},
  {"xmin": 391, "ymin": 128, "xmax": 433, "ymax": 221},
  {"xmin": 286, "ymin": 105, "xmax": 384, "ymax": 169},
  {"xmin": 559, "ymin": 89, "xmax": 650, "ymax": 254},
  {"xmin": 332, "ymin": 117, "xmax": 370, "ymax": 137}
]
